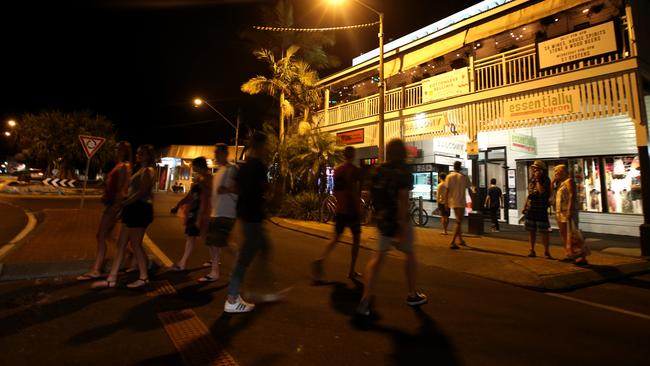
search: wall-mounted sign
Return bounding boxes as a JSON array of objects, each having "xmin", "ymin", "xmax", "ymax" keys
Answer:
[
  {"xmin": 510, "ymin": 133, "xmax": 537, "ymax": 154},
  {"xmin": 537, "ymin": 21, "xmax": 618, "ymax": 69},
  {"xmin": 466, "ymin": 141, "xmax": 479, "ymax": 156},
  {"xmin": 404, "ymin": 113, "xmax": 448, "ymax": 136},
  {"xmin": 336, "ymin": 128, "xmax": 364, "ymax": 145},
  {"xmin": 504, "ymin": 88, "xmax": 581, "ymax": 122},
  {"xmin": 422, "ymin": 67, "xmax": 470, "ymax": 103},
  {"xmin": 433, "ymin": 138, "xmax": 465, "ymax": 157}
]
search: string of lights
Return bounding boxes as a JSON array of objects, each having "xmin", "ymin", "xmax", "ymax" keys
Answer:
[{"xmin": 253, "ymin": 21, "xmax": 379, "ymax": 32}]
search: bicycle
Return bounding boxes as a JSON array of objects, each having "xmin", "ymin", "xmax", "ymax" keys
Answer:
[
  {"xmin": 409, "ymin": 198, "xmax": 429, "ymax": 226},
  {"xmin": 319, "ymin": 193, "xmax": 374, "ymax": 225}
]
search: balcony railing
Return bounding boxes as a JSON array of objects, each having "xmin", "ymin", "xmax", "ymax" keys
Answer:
[{"xmin": 315, "ymin": 18, "xmax": 631, "ymax": 128}]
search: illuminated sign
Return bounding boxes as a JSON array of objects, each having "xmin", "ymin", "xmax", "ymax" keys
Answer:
[
  {"xmin": 504, "ymin": 89, "xmax": 581, "ymax": 122},
  {"xmin": 336, "ymin": 129, "xmax": 364, "ymax": 145},
  {"xmin": 404, "ymin": 113, "xmax": 448, "ymax": 136},
  {"xmin": 537, "ymin": 21, "xmax": 618, "ymax": 69}
]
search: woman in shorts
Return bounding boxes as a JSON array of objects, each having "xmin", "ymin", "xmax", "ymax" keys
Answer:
[{"xmin": 523, "ymin": 160, "xmax": 552, "ymax": 259}]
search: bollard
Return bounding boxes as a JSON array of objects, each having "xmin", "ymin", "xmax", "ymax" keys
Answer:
[{"xmin": 418, "ymin": 196, "xmax": 423, "ymax": 224}]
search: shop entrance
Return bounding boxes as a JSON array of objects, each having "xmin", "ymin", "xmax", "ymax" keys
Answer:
[{"xmin": 478, "ymin": 147, "xmax": 508, "ymax": 224}]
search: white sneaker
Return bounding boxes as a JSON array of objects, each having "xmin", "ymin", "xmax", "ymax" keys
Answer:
[{"xmin": 224, "ymin": 296, "xmax": 255, "ymax": 313}]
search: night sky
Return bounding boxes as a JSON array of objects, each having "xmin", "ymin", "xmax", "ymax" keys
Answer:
[{"xmin": 0, "ymin": 0, "xmax": 479, "ymax": 150}]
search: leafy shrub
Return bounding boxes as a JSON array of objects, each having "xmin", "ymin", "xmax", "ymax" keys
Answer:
[{"xmin": 276, "ymin": 191, "xmax": 322, "ymax": 221}]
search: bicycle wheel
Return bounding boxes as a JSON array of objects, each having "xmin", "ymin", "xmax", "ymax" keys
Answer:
[
  {"xmin": 319, "ymin": 197, "xmax": 336, "ymax": 223},
  {"xmin": 410, "ymin": 208, "xmax": 429, "ymax": 226}
]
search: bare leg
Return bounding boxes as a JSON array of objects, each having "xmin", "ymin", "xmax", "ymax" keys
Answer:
[
  {"xmin": 360, "ymin": 251, "xmax": 386, "ymax": 305},
  {"xmin": 176, "ymin": 236, "xmax": 196, "ymax": 269},
  {"xmin": 348, "ymin": 233, "xmax": 361, "ymax": 278},
  {"xmin": 441, "ymin": 216, "xmax": 449, "ymax": 234},
  {"xmin": 207, "ymin": 246, "xmax": 221, "ymax": 279},
  {"xmin": 541, "ymin": 231, "xmax": 551, "ymax": 257},
  {"xmin": 318, "ymin": 232, "xmax": 341, "ymax": 262},
  {"xmin": 450, "ymin": 208, "xmax": 465, "ymax": 246},
  {"xmin": 86, "ymin": 209, "xmax": 117, "ymax": 276},
  {"xmin": 91, "ymin": 224, "xmax": 129, "ymax": 286},
  {"xmin": 528, "ymin": 231, "xmax": 536, "ymax": 253},
  {"xmin": 129, "ymin": 228, "xmax": 149, "ymax": 280}
]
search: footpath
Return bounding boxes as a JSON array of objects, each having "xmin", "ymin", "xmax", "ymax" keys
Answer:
[{"xmin": 270, "ymin": 217, "xmax": 650, "ymax": 291}]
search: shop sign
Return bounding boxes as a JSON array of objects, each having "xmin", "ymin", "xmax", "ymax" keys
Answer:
[
  {"xmin": 510, "ymin": 133, "xmax": 537, "ymax": 154},
  {"xmin": 422, "ymin": 67, "xmax": 469, "ymax": 103},
  {"xmin": 434, "ymin": 155, "xmax": 459, "ymax": 166},
  {"xmin": 433, "ymin": 138, "xmax": 465, "ymax": 157},
  {"xmin": 504, "ymin": 88, "xmax": 580, "ymax": 122},
  {"xmin": 537, "ymin": 21, "xmax": 618, "ymax": 69},
  {"xmin": 336, "ymin": 128, "xmax": 364, "ymax": 145},
  {"xmin": 404, "ymin": 113, "xmax": 449, "ymax": 136}
]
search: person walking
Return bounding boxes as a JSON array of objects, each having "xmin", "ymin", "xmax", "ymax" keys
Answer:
[
  {"xmin": 224, "ymin": 131, "xmax": 272, "ymax": 313},
  {"xmin": 484, "ymin": 178, "xmax": 503, "ymax": 232},
  {"xmin": 436, "ymin": 173, "xmax": 450, "ymax": 235},
  {"xmin": 78, "ymin": 141, "xmax": 133, "ymax": 281},
  {"xmin": 523, "ymin": 160, "xmax": 552, "ymax": 259},
  {"xmin": 313, "ymin": 146, "xmax": 362, "ymax": 282},
  {"xmin": 92, "ymin": 145, "xmax": 157, "ymax": 289},
  {"xmin": 201, "ymin": 143, "xmax": 238, "ymax": 282},
  {"xmin": 170, "ymin": 157, "xmax": 212, "ymax": 272},
  {"xmin": 445, "ymin": 161, "xmax": 475, "ymax": 249},
  {"xmin": 357, "ymin": 138, "xmax": 427, "ymax": 316},
  {"xmin": 553, "ymin": 164, "xmax": 589, "ymax": 265}
]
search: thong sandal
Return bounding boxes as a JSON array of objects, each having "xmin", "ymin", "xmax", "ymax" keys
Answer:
[
  {"xmin": 198, "ymin": 275, "xmax": 219, "ymax": 283},
  {"xmin": 77, "ymin": 272, "xmax": 102, "ymax": 281},
  {"xmin": 169, "ymin": 264, "xmax": 186, "ymax": 272},
  {"xmin": 91, "ymin": 279, "xmax": 116, "ymax": 289},
  {"xmin": 126, "ymin": 278, "xmax": 150, "ymax": 289}
]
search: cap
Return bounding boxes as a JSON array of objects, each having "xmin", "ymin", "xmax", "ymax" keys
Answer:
[{"xmin": 531, "ymin": 160, "xmax": 547, "ymax": 171}]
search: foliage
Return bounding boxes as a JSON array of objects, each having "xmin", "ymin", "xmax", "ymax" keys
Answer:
[
  {"xmin": 276, "ymin": 191, "xmax": 322, "ymax": 220},
  {"xmin": 16, "ymin": 110, "xmax": 117, "ymax": 177},
  {"xmin": 241, "ymin": 0, "xmax": 340, "ymax": 70}
]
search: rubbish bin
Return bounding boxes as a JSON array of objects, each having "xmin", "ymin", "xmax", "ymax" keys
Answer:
[{"xmin": 467, "ymin": 212, "xmax": 484, "ymax": 235}]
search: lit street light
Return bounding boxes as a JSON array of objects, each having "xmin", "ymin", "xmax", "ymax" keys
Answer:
[
  {"xmin": 3, "ymin": 131, "xmax": 10, "ymax": 137},
  {"xmin": 193, "ymin": 98, "xmax": 241, "ymax": 161},
  {"xmin": 7, "ymin": 120, "xmax": 17, "ymax": 128},
  {"xmin": 330, "ymin": 0, "xmax": 385, "ymax": 162}
]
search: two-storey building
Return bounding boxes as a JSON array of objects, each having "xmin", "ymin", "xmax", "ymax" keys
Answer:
[{"xmin": 308, "ymin": 0, "xmax": 650, "ymax": 250}]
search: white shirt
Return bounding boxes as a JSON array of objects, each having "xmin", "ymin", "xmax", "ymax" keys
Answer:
[
  {"xmin": 445, "ymin": 171, "xmax": 471, "ymax": 209},
  {"xmin": 210, "ymin": 163, "xmax": 238, "ymax": 218}
]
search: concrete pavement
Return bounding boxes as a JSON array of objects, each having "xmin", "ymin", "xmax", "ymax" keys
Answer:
[{"xmin": 270, "ymin": 217, "xmax": 650, "ymax": 291}]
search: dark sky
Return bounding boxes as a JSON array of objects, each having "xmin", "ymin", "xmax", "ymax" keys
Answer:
[{"xmin": 0, "ymin": 0, "xmax": 479, "ymax": 149}]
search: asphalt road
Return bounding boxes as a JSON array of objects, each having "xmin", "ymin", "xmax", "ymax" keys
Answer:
[
  {"xmin": 0, "ymin": 201, "xmax": 27, "ymax": 245},
  {"xmin": 0, "ymin": 192, "xmax": 648, "ymax": 366}
]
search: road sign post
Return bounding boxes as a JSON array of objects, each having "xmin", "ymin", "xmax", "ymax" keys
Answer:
[{"xmin": 78, "ymin": 135, "xmax": 106, "ymax": 208}]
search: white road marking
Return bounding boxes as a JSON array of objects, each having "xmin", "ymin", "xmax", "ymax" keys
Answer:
[
  {"xmin": 0, "ymin": 212, "xmax": 37, "ymax": 261},
  {"xmin": 142, "ymin": 233, "xmax": 174, "ymax": 267},
  {"xmin": 546, "ymin": 293, "xmax": 650, "ymax": 321}
]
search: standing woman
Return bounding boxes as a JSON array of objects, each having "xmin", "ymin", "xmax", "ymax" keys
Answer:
[
  {"xmin": 78, "ymin": 141, "xmax": 132, "ymax": 281},
  {"xmin": 553, "ymin": 164, "xmax": 588, "ymax": 265},
  {"xmin": 523, "ymin": 160, "xmax": 552, "ymax": 259},
  {"xmin": 92, "ymin": 145, "xmax": 157, "ymax": 288}
]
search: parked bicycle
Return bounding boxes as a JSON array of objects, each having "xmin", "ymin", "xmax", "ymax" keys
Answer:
[
  {"xmin": 319, "ymin": 193, "xmax": 374, "ymax": 225},
  {"xmin": 409, "ymin": 197, "xmax": 429, "ymax": 226}
]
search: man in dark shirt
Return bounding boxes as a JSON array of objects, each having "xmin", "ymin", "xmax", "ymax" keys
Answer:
[
  {"xmin": 484, "ymin": 178, "xmax": 503, "ymax": 232},
  {"xmin": 313, "ymin": 146, "xmax": 362, "ymax": 282},
  {"xmin": 225, "ymin": 131, "xmax": 270, "ymax": 313}
]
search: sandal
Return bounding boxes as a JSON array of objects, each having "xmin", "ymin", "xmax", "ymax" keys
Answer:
[
  {"xmin": 168, "ymin": 265, "xmax": 186, "ymax": 272},
  {"xmin": 77, "ymin": 272, "xmax": 102, "ymax": 281},
  {"xmin": 126, "ymin": 278, "xmax": 150, "ymax": 288},
  {"xmin": 198, "ymin": 275, "xmax": 219, "ymax": 283},
  {"xmin": 91, "ymin": 279, "xmax": 116, "ymax": 289}
]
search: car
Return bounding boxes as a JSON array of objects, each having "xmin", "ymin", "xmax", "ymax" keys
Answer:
[{"xmin": 15, "ymin": 168, "xmax": 45, "ymax": 182}]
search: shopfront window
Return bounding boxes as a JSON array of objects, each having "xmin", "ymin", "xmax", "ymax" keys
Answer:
[
  {"xmin": 604, "ymin": 155, "xmax": 642, "ymax": 214},
  {"xmin": 412, "ymin": 172, "xmax": 432, "ymax": 200},
  {"xmin": 569, "ymin": 158, "xmax": 602, "ymax": 212}
]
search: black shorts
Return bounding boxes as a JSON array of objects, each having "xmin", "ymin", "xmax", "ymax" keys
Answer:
[
  {"xmin": 185, "ymin": 221, "xmax": 200, "ymax": 237},
  {"xmin": 438, "ymin": 203, "xmax": 450, "ymax": 217},
  {"xmin": 121, "ymin": 201, "xmax": 153, "ymax": 228},
  {"xmin": 205, "ymin": 217, "xmax": 236, "ymax": 247},
  {"xmin": 335, "ymin": 213, "xmax": 361, "ymax": 235}
]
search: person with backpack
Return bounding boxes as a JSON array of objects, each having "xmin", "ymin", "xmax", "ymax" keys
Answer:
[
  {"xmin": 312, "ymin": 146, "xmax": 362, "ymax": 282},
  {"xmin": 357, "ymin": 138, "xmax": 427, "ymax": 316}
]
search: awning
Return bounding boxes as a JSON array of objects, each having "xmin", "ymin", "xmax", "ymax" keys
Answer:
[
  {"xmin": 401, "ymin": 31, "xmax": 468, "ymax": 72},
  {"xmin": 162, "ymin": 145, "xmax": 244, "ymax": 161}
]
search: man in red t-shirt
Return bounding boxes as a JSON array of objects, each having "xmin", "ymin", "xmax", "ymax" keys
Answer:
[{"xmin": 313, "ymin": 146, "xmax": 362, "ymax": 281}]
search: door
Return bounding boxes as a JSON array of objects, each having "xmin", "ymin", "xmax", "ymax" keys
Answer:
[{"xmin": 478, "ymin": 147, "xmax": 509, "ymax": 223}]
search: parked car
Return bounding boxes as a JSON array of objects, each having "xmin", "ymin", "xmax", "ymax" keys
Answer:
[{"xmin": 15, "ymin": 168, "xmax": 45, "ymax": 182}]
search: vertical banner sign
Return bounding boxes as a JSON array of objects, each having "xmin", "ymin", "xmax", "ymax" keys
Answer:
[{"xmin": 78, "ymin": 135, "xmax": 106, "ymax": 208}]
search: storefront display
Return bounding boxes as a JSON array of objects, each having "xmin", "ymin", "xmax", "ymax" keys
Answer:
[
  {"xmin": 568, "ymin": 158, "xmax": 601, "ymax": 212},
  {"xmin": 604, "ymin": 155, "xmax": 642, "ymax": 214}
]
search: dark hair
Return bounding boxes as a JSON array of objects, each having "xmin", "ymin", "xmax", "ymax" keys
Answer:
[
  {"xmin": 343, "ymin": 146, "xmax": 355, "ymax": 161},
  {"xmin": 453, "ymin": 161, "xmax": 462, "ymax": 171},
  {"xmin": 440, "ymin": 172, "xmax": 447, "ymax": 180},
  {"xmin": 385, "ymin": 138, "xmax": 407, "ymax": 163},
  {"xmin": 137, "ymin": 144, "xmax": 156, "ymax": 167},
  {"xmin": 192, "ymin": 156, "xmax": 208, "ymax": 170},
  {"xmin": 116, "ymin": 141, "xmax": 132, "ymax": 163},
  {"xmin": 248, "ymin": 131, "xmax": 267, "ymax": 151},
  {"xmin": 490, "ymin": 178, "xmax": 497, "ymax": 184},
  {"xmin": 214, "ymin": 143, "xmax": 228, "ymax": 153}
]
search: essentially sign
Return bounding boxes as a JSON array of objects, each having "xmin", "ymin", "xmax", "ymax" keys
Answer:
[
  {"xmin": 504, "ymin": 88, "xmax": 581, "ymax": 122},
  {"xmin": 79, "ymin": 135, "xmax": 106, "ymax": 159},
  {"xmin": 538, "ymin": 21, "xmax": 618, "ymax": 69},
  {"xmin": 404, "ymin": 113, "xmax": 448, "ymax": 136},
  {"xmin": 466, "ymin": 141, "xmax": 479, "ymax": 156},
  {"xmin": 336, "ymin": 129, "xmax": 364, "ymax": 145},
  {"xmin": 510, "ymin": 133, "xmax": 537, "ymax": 154},
  {"xmin": 422, "ymin": 67, "xmax": 470, "ymax": 103}
]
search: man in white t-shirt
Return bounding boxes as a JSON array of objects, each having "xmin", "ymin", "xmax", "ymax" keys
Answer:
[
  {"xmin": 201, "ymin": 143, "xmax": 238, "ymax": 282},
  {"xmin": 445, "ymin": 161, "xmax": 475, "ymax": 249}
]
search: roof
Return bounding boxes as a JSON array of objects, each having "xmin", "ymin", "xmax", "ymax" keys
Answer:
[{"xmin": 162, "ymin": 145, "xmax": 244, "ymax": 161}]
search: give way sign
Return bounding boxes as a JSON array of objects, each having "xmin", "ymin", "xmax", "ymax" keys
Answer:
[{"xmin": 79, "ymin": 135, "xmax": 106, "ymax": 159}]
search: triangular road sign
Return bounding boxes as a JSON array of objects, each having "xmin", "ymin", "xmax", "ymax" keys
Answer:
[{"xmin": 79, "ymin": 135, "xmax": 106, "ymax": 159}]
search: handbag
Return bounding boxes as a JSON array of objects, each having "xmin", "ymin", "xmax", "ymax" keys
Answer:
[{"xmin": 567, "ymin": 218, "xmax": 590, "ymax": 257}]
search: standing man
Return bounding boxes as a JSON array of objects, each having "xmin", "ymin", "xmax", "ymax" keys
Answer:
[
  {"xmin": 436, "ymin": 173, "xmax": 450, "ymax": 235},
  {"xmin": 357, "ymin": 138, "xmax": 427, "ymax": 316},
  {"xmin": 225, "ymin": 131, "xmax": 270, "ymax": 313},
  {"xmin": 201, "ymin": 143, "xmax": 238, "ymax": 282},
  {"xmin": 484, "ymin": 178, "xmax": 503, "ymax": 232},
  {"xmin": 313, "ymin": 146, "xmax": 362, "ymax": 281},
  {"xmin": 445, "ymin": 161, "xmax": 475, "ymax": 249}
]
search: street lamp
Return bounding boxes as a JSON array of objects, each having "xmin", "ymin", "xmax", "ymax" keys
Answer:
[
  {"xmin": 193, "ymin": 98, "xmax": 241, "ymax": 161},
  {"xmin": 330, "ymin": 0, "xmax": 385, "ymax": 162},
  {"xmin": 7, "ymin": 120, "xmax": 16, "ymax": 128},
  {"xmin": 3, "ymin": 131, "xmax": 10, "ymax": 137}
]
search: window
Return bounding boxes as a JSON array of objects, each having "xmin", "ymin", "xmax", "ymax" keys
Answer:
[
  {"xmin": 569, "ymin": 158, "xmax": 602, "ymax": 212},
  {"xmin": 604, "ymin": 156, "xmax": 642, "ymax": 214}
]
